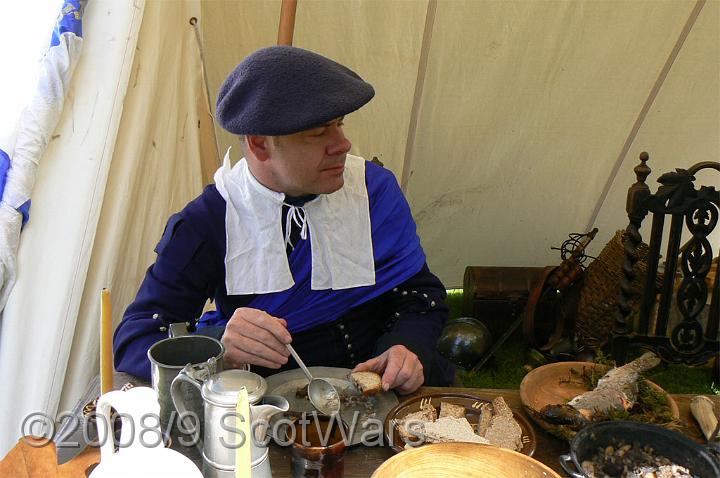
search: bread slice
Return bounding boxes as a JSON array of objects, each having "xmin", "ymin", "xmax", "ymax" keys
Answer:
[
  {"xmin": 397, "ymin": 402, "xmax": 437, "ymax": 442},
  {"xmin": 491, "ymin": 396, "xmax": 514, "ymax": 418},
  {"xmin": 350, "ymin": 371, "xmax": 382, "ymax": 396},
  {"xmin": 439, "ymin": 401, "xmax": 466, "ymax": 419},
  {"xmin": 423, "ymin": 417, "xmax": 490, "ymax": 444},
  {"xmin": 476, "ymin": 402, "xmax": 493, "ymax": 436},
  {"xmin": 397, "ymin": 411, "xmax": 427, "ymax": 442},
  {"xmin": 483, "ymin": 415, "xmax": 522, "ymax": 451},
  {"xmin": 418, "ymin": 402, "xmax": 437, "ymax": 422},
  {"xmin": 476, "ymin": 397, "xmax": 522, "ymax": 451}
]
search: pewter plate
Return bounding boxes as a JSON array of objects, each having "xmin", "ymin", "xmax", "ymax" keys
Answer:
[{"xmin": 265, "ymin": 366, "xmax": 398, "ymax": 446}]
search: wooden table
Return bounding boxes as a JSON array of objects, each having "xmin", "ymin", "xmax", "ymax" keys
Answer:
[
  {"xmin": 107, "ymin": 374, "xmax": 715, "ymax": 477},
  {"xmin": 266, "ymin": 387, "xmax": 718, "ymax": 478}
]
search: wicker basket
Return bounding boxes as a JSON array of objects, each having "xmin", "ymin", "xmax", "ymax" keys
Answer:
[{"xmin": 576, "ymin": 230, "xmax": 651, "ymax": 348}]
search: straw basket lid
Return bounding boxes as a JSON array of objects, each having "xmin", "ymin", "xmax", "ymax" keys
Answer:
[{"xmin": 371, "ymin": 442, "xmax": 561, "ymax": 478}]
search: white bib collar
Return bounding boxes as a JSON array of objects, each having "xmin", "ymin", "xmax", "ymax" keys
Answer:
[{"xmin": 213, "ymin": 149, "xmax": 375, "ymax": 295}]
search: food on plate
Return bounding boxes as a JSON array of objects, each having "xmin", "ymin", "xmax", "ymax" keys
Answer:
[
  {"xmin": 397, "ymin": 402, "xmax": 437, "ymax": 441},
  {"xmin": 293, "ymin": 377, "xmax": 380, "ymax": 418},
  {"xmin": 581, "ymin": 442, "xmax": 694, "ymax": 478},
  {"xmin": 295, "ymin": 384, "xmax": 309, "ymax": 399},
  {"xmin": 476, "ymin": 402, "xmax": 493, "ymax": 436},
  {"xmin": 350, "ymin": 371, "xmax": 383, "ymax": 396},
  {"xmin": 483, "ymin": 397, "xmax": 522, "ymax": 451},
  {"xmin": 439, "ymin": 401, "xmax": 466, "ymax": 419},
  {"xmin": 540, "ymin": 352, "xmax": 662, "ymax": 429},
  {"xmin": 423, "ymin": 417, "xmax": 489, "ymax": 444},
  {"xmin": 397, "ymin": 397, "xmax": 522, "ymax": 451}
]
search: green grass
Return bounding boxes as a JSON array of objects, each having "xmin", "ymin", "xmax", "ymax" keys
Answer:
[
  {"xmin": 645, "ymin": 363, "xmax": 717, "ymax": 395},
  {"xmin": 442, "ymin": 289, "xmax": 717, "ymax": 395},
  {"xmin": 445, "ymin": 288, "xmax": 464, "ymax": 320}
]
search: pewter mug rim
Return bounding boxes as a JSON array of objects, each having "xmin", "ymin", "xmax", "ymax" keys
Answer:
[{"xmin": 147, "ymin": 334, "xmax": 225, "ymax": 369}]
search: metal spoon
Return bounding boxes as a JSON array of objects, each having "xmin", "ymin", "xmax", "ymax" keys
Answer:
[{"xmin": 285, "ymin": 344, "xmax": 340, "ymax": 415}]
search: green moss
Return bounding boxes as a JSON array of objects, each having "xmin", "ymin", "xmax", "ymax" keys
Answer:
[
  {"xmin": 571, "ymin": 366, "xmax": 675, "ymax": 426},
  {"xmin": 596, "ymin": 381, "xmax": 675, "ymax": 425},
  {"xmin": 443, "ymin": 291, "xmax": 715, "ymax": 395},
  {"xmin": 445, "ymin": 288, "xmax": 464, "ymax": 321},
  {"xmin": 645, "ymin": 363, "xmax": 716, "ymax": 395},
  {"xmin": 454, "ymin": 340, "xmax": 530, "ymax": 389}
]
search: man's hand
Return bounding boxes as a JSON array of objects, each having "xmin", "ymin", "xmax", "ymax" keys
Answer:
[
  {"xmin": 221, "ymin": 308, "xmax": 291, "ymax": 369},
  {"xmin": 352, "ymin": 345, "xmax": 423, "ymax": 395}
]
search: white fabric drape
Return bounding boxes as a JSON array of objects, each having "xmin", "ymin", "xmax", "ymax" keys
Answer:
[
  {"xmin": 0, "ymin": 0, "xmax": 146, "ymax": 457},
  {"xmin": 58, "ymin": 0, "xmax": 214, "ymax": 415},
  {"xmin": 0, "ymin": 5, "xmax": 84, "ymax": 309}
]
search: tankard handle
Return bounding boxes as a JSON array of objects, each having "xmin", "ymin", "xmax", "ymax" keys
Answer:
[{"xmin": 170, "ymin": 365, "xmax": 205, "ymax": 451}]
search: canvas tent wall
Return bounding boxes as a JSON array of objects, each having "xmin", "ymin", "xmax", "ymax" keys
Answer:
[{"xmin": 0, "ymin": 0, "xmax": 717, "ymax": 457}]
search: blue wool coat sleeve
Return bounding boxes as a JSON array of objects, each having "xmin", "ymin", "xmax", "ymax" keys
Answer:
[
  {"xmin": 113, "ymin": 186, "xmax": 227, "ymax": 380},
  {"xmin": 373, "ymin": 263, "xmax": 455, "ymax": 386}
]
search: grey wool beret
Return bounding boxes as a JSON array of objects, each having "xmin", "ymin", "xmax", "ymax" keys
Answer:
[{"xmin": 215, "ymin": 46, "xmax": 375, "ymax": 136}]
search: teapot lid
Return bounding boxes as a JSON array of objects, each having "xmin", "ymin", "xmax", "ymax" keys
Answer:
[{"xmin": 202, "ymin": 369, "xmax": 267, "ymax": 406}]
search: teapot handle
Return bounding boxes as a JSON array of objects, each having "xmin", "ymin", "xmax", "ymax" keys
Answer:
[{"xmin": 170, "ymin": 366, "xmax": 205, "ymax": 451}]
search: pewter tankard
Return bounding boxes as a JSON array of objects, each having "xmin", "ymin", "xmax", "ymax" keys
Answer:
[{"xmin": 147, "ymin": 329, "xmax": 224, "ymax": 439}]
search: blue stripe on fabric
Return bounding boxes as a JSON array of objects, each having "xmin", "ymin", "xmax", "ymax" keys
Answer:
[
  {"xmin": 18, "ymin": 200, "xmax": 31, "ymax": 226},
  {"xmin": 0, "ymin": 149, "xmax": 31, "ymax": 225},
  {"xmin": 0, "ymin": 149, "xmax": 10, "ymax": 202},
  {"xmin": 50, "ymin": 0, "xmax": 84, "ymax": 47}
]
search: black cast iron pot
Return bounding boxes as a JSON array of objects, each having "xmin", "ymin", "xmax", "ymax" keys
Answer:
[{"xmin": 559, "ymin": 421, "xmax": 720, "ymax": 477}]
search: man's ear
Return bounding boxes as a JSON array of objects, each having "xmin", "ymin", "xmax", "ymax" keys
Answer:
[{"xmin": 246, "ymin": 135, "xmax": 271, "ymax": 161}]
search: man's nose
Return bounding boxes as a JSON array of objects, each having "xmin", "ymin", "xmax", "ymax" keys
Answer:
[{"xmin": 326, "ymin": 126, "xmax": 352, "ymax": 156}]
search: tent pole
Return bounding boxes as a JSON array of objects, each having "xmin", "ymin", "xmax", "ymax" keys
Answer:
[{"xmin": 278, "ymin": 0, "xmax": 298, "ymax": 46}]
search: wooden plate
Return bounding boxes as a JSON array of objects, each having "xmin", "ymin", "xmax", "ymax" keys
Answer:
[
  {"xmin": 383, "ymin": 392, "xmax": 536, "ymax": 455},
  {"xmin": 371, "ymin": 442, "xmax": 561, "ymax": 478},
  {"xmin": 519, "ymin": 362, "xmax": 680, "ymax": 438}
]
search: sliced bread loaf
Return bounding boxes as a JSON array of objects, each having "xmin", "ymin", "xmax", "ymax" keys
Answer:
[{"xmin": 350, "ymin": 371, "xmax": 382, "ymax": 396}]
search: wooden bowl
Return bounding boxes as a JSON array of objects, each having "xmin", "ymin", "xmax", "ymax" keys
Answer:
[
  {"xmin": 519, "ymin": 362, "xmax": 679, "ymax": 438},
  {"xmin": 371, "ymin": 442, "xmax": 561, "ymax": 478}
]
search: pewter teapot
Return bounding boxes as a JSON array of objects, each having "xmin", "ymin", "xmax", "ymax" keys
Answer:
[{"xmin": 171, "ymin": 367, "xmax": 289, "ymax": 478}]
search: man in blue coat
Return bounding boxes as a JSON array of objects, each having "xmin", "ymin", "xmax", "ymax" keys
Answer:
[{"xmin": 113, "ymin": 46, "xmax": 454, "ymax": 394}]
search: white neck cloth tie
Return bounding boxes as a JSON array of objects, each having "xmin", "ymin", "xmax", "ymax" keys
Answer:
[
  {"xmin": 213, "ymin": 148, "xmax": 375, "ymax": 295},
  {"xmin": 283, "ymin": 204, "xmax": 307, "ymax": 250}
]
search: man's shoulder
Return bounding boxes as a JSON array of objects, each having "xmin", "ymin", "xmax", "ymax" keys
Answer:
[
  {"xmin": 364, "ymin": 160, "xmax": 406, "ymax": 208},
  {"xmin": 179, "ymin": 184, "xmax": 226, "ymax": 228},
  {"xmin": 355, "ymin": 156, "xmax": 401, "ymax": 196}
]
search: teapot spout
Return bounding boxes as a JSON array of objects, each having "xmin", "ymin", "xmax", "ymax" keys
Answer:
[
  {"xmin": 252, "ymin": 395, "xmax": 289, "ymax": 444},
  {"xmin": 253, "ymin": 395, "xmax": 290, "ymax": 421}
]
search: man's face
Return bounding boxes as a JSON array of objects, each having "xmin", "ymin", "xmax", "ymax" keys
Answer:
[{"xmin": 259, "ymin": 117, "xmax": 352, "ymax": 196}]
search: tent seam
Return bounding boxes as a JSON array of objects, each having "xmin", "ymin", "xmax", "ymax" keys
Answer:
[
  {"xmin": 400, "ymin": 0, "xmax": 437, "ymax": 193},
  {"xmin": 585, "ymin": 0, "xmax": 706, "ymax": 232}
]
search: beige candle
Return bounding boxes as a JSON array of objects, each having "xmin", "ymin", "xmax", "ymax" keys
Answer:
[{"xmin": 101, "ymin": 288, "xmax": 113, "ymax": 394}]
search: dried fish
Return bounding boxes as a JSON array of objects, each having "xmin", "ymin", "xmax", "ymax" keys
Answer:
[{"xmin": 541, "ymin": 352, "xmax": 661, "ymax": 428}]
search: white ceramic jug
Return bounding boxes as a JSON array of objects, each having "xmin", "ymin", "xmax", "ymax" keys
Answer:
[{"xmin": 89, "ymin": 387, "xmax": 202, "ymax": 478}]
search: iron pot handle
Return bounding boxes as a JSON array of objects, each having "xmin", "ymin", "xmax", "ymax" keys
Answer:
[{"xmin": 559, "ymin": 453, "xmax": 585, "ymax": 478}]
